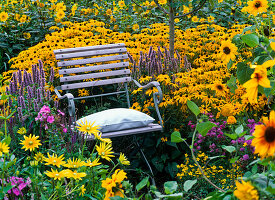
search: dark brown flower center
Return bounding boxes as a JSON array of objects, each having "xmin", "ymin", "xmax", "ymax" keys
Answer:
[
  {"xmin": 264, "ymin": 126, "xmax": 275, "ymax": 143},
  {"xmin": 254, "ymin": 72, "xmax": 262, "ymax": 81},
  {"xmin": 255, "ymin": 2, "xmax": 261, "ymax": 8},
  {"xmin": 223, "ymin": 47, "xmax": 231, "ymax": 54},
  {"xmin": 217, "ymin": 85, "xmax": 223, "ymax": 91}
]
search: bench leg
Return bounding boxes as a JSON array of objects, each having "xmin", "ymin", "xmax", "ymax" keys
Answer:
[{"xmin": 133, "ymin": 136, "xmax": 156, "ymax": 186}]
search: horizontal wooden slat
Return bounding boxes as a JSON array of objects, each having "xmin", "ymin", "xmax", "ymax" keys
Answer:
[
  {"xmin": 54, "ymin": 43, "xmax": 125, "ymax": 55},
  {"xmin": 61, "ymin": 77, "xmax": 132, "ymax": 90},
  {"xmin": 81, "ymin": 123, "xmax": 162, "ymax": 140},
  {"xmin": 55, "ymin": 47, "xmax": 127, "ymax": 60},
  {"xmin": 60, "ymin": 69, "xmax": 131, "ymax": 83},
  {"xmin": 57, "ymin": 54, "xmax": 128, "ymax": 67},
  {"xmin": 73, "ymin": 91, "xmax": 126, "ymax": 100},
  {"xmin": 59, "ymin": 62, "xmax": 129, "ymax": 75}
]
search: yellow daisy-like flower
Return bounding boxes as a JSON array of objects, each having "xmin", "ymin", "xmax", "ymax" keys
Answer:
[
  {"xmin": 118, "ymin": 153, "xmax": 130, "ymax": 165},
  {"xmin": 0, "ymin": 12, "xmax": 8, "ymax": 22},
  {"xmin": 220, "ymin": 40, "xmax": 238, "ymax": 62},
  {"xmin": 243, "ymin": 64, "xmax": 270, "ymax": 104},
  {"xmin": 106, "ymin": 9, "xmax": 112, "ymax": 16},
  {"xmin": 64, "ymin": 158, "xmax": 86, "ymax": 168},
  {"xmin": 159, "ymin": 0, "xmax": 167, "ymax": 5},
  {"xmin": 45, "ymin": 168, "xmax": 65, "ymax": 180},
  {"xmin": 85, "ymin": 158, "xmax": 102, "ymax": 167},
  {"xmin": 63, "ymin": 169, "xmax": 86, "ymax": 180},
  {"xmin": 56, "ymin": 10, "xmax": 65, "ymax": 19},
  {"xmin": 132, "ymin": 24, "xmax": 139, "ymax": 31},
  {"xmin": 79, "ymin": 185, "xmax": 86, "ymax": 196},
  {"xmin": 118, "ymin": 0, "xmax": 125, "ymax": 8},
  {"xmin": 0, "ymin": 142, "xmax": 9, "ymax": 156},
  {"xmin": 76, "ymin": 119, "xmax": 100, "ymax": 136},
  {"xmin": 93, "ymin": 132, "xmax": 112, "ymax": 143},
  {"xmin": 227, "ymin": 116, "xmax": 237, "ymax": 124},
  {"xmin": 112, "ymin": 169, "xmax": 127, "ymax": 183},
  {"xmin": 34, "ymin": 152, "xmax": 45, "ymax": 163},
  {"xmin": 96, "ymin": 142, "xmax": 115, "ymax": 161},
  {"xmin": 234, "ymin": 180, "xmax": 259, "ymax": 200},
  {"xmin": 252, "ymin": 110, "xmax": 275, "ymax": 159},
  {"xmin": 44, "ymin": 153, "xmax": 66, "ymax": 168},
  {"xmin": 246, "ymin": 0, "xmax": 268, "ymax": 16},
  {"xmin": 20, "ymin": 134, "xmax": 42, "ymax": 152},
  {"xmin": 130, "ymin": 102, "xmax": 141, "ymax": 111},
  {"xmin": 17, "ymin": 127, "xmax": 27, "ymax": 135}
]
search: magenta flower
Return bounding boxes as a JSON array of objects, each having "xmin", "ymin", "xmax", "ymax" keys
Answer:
[
  {"xmin": 47, "ymin": 116, "xmax": 55, "ymax": 123},
  {"xmin": 63, "ymin": 128, "xmax": 67, "ymax": 133},
  {"xmin": 40, "ymin": 105, "xmax": 51, "ymax": 113}
]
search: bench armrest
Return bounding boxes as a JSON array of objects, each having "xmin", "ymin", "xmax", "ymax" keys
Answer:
[
  {"xmin": 133, "ymin": 79, "xmax": 163, "ymax": 129},
  {"xmin": 54, "ymin": 87, "xmax": 76, "ymax": 122}
]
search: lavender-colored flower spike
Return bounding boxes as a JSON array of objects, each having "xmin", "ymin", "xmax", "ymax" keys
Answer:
[
  {"xmin": 33, "ymin": 99, "xmax": 39, "ymax": 112},
  {"xmin": 28, "ymin": 73, "xmax": 33, "ymax": 85},
  {"xmin": 17, "ymin": 107, "xmax": 23, "ymax": 122},
  {"xmin": 37, "ymin": 88, "xmax": 42, "ymax": 104},
  {"xmin": 17, "ymin": 95, "xmax": 22, "ymax": 107},
  {"xmin": 8, "ymin": 97, "xmax": 12, "ymax": 107},
  {"xmin": 27, "ymin": 86, "xmax": 33, "ymax": 99},
  {"xmin": 32, "ymin": 65, "xmax": 37, "ymax": 84},
  {"xmin": 20, "ymin": 96, "xmax": 26, "ymax": 110},
  {"xmin": 23, "ymin": 70, "xmax": 29, "ymax": 87},
  {"xmin": 49, "ymin": 67, "xmax": 55, "ymax": 83},
  {"xmin": 40, "ymin": 78, "xmax": 46, "ymax": 88},
  {"xmin": 17, "ymin": 70, "xmax": 22, "ymax": 85},
  {"xmin": 32, "ymin": 85, "xmax": 36, "ymax": 98},
  {"xmin": 38, "ymin": 60, "xmax": 45, "ymax": 79},
  {"xmin": 46, "ymin": 90, "xmax": 51, "ymax": 101},
  {"xmin": 19, "ymin": 86, "xmax": 24, "ymax": 97},
  {"xmin": 36, "ymin": 68, "xmax": 40, "ymax": 85}
]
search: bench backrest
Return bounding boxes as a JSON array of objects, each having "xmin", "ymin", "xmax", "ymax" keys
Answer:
[{"xmin": 53, "ymin": 43, "xmax": 131, "ymax": 107}]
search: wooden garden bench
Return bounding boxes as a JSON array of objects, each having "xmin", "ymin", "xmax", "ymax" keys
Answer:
[{"xmin": 53, "ymin": 43, "xmax": 163, "ymax": 139}]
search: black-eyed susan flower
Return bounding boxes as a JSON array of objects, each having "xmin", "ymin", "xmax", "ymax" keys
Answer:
[
  {"xmin": 20, "ymin": 134, "xmax": 41, "ymax": 152},
  {"xmin": 252, "ymin": 110, "xmax": 275, "ymax": 159},
  {"xmin": 96, "ymin": 142, "xmax": 115, "ymax": 161},
  {"xmin": 63, "ymin": 169, "xmax": 86, "ymax": 180},
  {"xmin": 64, "ymin": 158, "xmax": 86, "ymax": 168},
  {"xmin": 246, "ymin": 0, "xmax": 268, "ymax": 16},
  {"xmin": 0, "ymin": 12, "xmax": 8, "ymax": 22},
  {"xmin": 233, "ymin": 180, "xmax": 259, "ymax": 200},
  {"xmin": 219, "ymin": 40, "xmax": 238, "ymax": 62},
  {"xmin": 0, "ymin": 142, "xmax": 9, "ymax": 156},
  {"xmin": 44, "ymin": 153, "xmax": 65, "ymax": 168}
]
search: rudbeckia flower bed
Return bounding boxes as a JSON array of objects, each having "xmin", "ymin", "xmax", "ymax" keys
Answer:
[{"xmin": 0, "ymin": 0, "xmax": 275, "ymax": 199}]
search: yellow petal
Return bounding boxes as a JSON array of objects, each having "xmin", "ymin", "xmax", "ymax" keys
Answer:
[
  {"xmin": 270, "ymin": 42, "xmax": 275, "ymax": 51},
  {"xmin": 243, "ymin": 79, "xmax": 258, "ymax": 89},
  {"xmin": 262, "ymin": 60, "xmax": 275, "ymax": 68},
  {"xmin": 259, "ymin": 77, "xmax": 271, "ymax": 88}
]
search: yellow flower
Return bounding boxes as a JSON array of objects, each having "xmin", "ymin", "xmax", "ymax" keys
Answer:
[
  {"xmin": 243, "ymin": 65, "xmax": 270, "ymax": 104},
  {"xmin": 159, "ymin": 0, "xmax": 167, "ymax": 5},
  {"xmin": 220, "ymin": 40, "xmax": 238, "ymax": 62},
  {"xmin": 19, "ymin": 15, "xmax": 28, "ymax": 23},
  {"xmin": 191, "ymin": 16, "xmax": 199, "ymax": 23},
  {"xmin": 132, "ymin": 24, "xmax": 139, "ymax": 31},
  {"xmin": 17, "ymin": 127, "xmax": 27, "ymax": 135},
  {"xmin": 106, "ymin": 9, "xmax": 112, "ymax": 16},
  {"xmin": 20, "ymin": 134, "xmax": 42, "ymax": 152},
  {"xmin": 118, "ymin": 0, "xmax": 125, "ymax": 8},
  {"xmin": 44, "ymin": 153, "xmax": 65, "ymax": 168},
  {"xmin": 96, "ymin": 142, "xmax": 115, "ymax": 161},
  {"xmin": 270, "ymin": 42, "xmax": 275, "ymax": 51},
  {"xmin": 85, "ymin": 158, "xmax": 101, "ymax": 167},
  {"xmin": 207, "ymin": 16, "xmax": 215, "ymax": 22},
  {"xmin": 234, "ymin": 180, "xmax": 259, "ymax": 200},
  {"xmin": 227, "ymin": 116, "xmax": 237, "ymax": 124},
  {"xmin": 34, "ymin": 152, "xmax": 45, "ymax": 163},
  {"xmin": 118, "ymin": 153, "xmax": 130, "ymax": 165},
  {"xmin": 130, "ymin": 102, "xmax": 141, "ymax": 111},
  {"xmin": 0, "ymin": 12, "xmax": 8, "ymax": 22},
  {"xmin": 45, "ymin": 168, "xmax": 65, "ymax": 180},
  {"xmin": 79, "ymin": 185, "xmax": 86, "ymax": 196},
  {"xmin": 175, "ymin": 18, "xmax": 180, "ymax": 23},
  {"xmin": 64, "ymin": 158, "xmax": 86, "ymax": 168},
  {"xmin": 56, "ymin": 10, "xmax": 65, "ymax": 19},
  {"xmin": 63, "ymin": 169, "xmax": 86, "ymax": 180},
  {"xmin": 0, "ymin": 142, "xmax": 9, "ymax": 156},
  {"xmin": 23, "ymin": 33, "xmax": 31, "ymax": 40},
  {"xmin": 112, "ymin": 169, "xmax": 127, "ymax": 183},
  {"xmin": 246, "ymin": 0, "xmax": 268, "ymax": 16},
  {"xmin": 252, "ymin": 110, "xmax": 275, "ymax": 159},
  {"xmin": 76, "ymin": 119, "xmax": 100, "ymax": 136}
]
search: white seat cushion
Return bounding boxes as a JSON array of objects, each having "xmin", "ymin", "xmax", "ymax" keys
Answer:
[{"xmin": 76, "ymin": 108, "xmax": 155, "ymax": 133}]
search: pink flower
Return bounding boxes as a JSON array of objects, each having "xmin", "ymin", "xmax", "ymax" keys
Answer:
[
  {"xmin": 40, "ymin": 105, "xmax": 51, "ymax": 114},
  {"xmin": 57, "ymin": 110, "xmax": 65, "ymax": 116},
  {"xmin": 47, "ymin": 116, "xmax": 55, "ymax": 123},
  {"xmin": 63, "ymin": 128, "xmax": 67, "ymax": 133}
]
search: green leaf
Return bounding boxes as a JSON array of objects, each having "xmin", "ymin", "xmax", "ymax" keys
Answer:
[
  {"xmin": 184, "ymin": 179, "xmax": 197, "ymax": 192},
  {"xmin": 171, "ymin": 131, "xmax": 184, "ymax": 143},
  {"xmin": 2, "ymin": 135, "xmax": 11, "ymax": 145},
  {"xmin": 236, "ymin": 62, "xmax": 254, "ymax": 84},
  {"xmin": 3, "ymin": 183, "xmax": 15, "ymax": 194},
  {"xmin": 222, "ymin": 145, "xmax": 236, "ymax": 153},
  {"xmin": 0, "ymin": 94, "xmax": 8, "ymax": 100},
  {"xmin": 252, "ymin": 164, "xmax": 257, "ymax": 174},
  {"xmin": 241, "ymin": 34, "xmax": 259, "ymax": 47},
  {"xmin": 187, "ymin": 100, "xmax": 200, "ymax": 116},
  {"xmin": 235, "ymin": 125, "xmax": 243, "ymax": 135},
  {"xmin": 230, "ymin": 156, "xmax": 239, "ymax": 163},
  {"xmin": 196, "ymin": 122, "xmax": 216, "ymax": 137},
  {"xmin": 224, "ymin": 133, "xmax": 238, "ymax": 140},
  {"xmin": 226, "ymin": 75, "xmax": 237, "ymax": 94},
  {"xmin": 227, "ymin": 59, "xmax": 233, "ymax": 70},
  {"xmin": 164, "ymin": 181, "xmax": 178, "ymax": 194},
  {"xmin": 244, "ymin": 135, "xmax": 254, "ymax": 140},
  {"xmin": 136, "ymin": 177, "xmax": 149, "ymax": 192}
]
